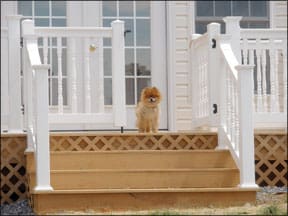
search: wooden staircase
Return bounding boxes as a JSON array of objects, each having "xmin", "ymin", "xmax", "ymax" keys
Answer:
[{"xmin": 25, "ymin": 132, "xmax": 258, "ymax": 214}]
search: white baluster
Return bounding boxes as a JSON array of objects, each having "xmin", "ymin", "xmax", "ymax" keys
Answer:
[
  {"xmin": 43, "ymin": 37, "xmax": 48, "ymax": 64},
  {"xmin": 71, "ymin": 38, "xmax": 77, "ymax": 113},
  {"xmin": 256, "ymin": 47, "xmax": 263, "ymax": 112},
  {"xmin": 282, "ymin": 49, "xmax": 287, "ymax": 113},
  {"xmin": 84, "ymin": 38, "xmax": 91, "ymax": 113},
  {"xmin": 97, "ymin": 39, "xmax": 105, "ymax": 113},
  {"xmin": 57, "ymin": 37, "xmax": 63, "ymax": 113},
  {"xmin": 274, "ymin": 49, "xmax": 280, "ymax": 112},
  {"xmin": 227, "ymin": 68, "xmax": 232, "ymax": 137},
  {"xmin": 270, "ymin": 48, "xmax": 278, "ymax": 112},
  {"xmin": 231, "ymin": 80, "xmax": 236, "ymax": 147},
  {"xmin": 261, "ymin": 49, "xmax": 268, "ymax": 112},
  {"xmin": 242, "ymin": 38, "xmax": 248, "ymax": 65}
]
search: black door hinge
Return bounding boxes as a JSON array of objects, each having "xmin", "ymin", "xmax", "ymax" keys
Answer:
[
  {"xmin": 212, "ymin": 38, "xmax": 216, "ymax": 48},
  {"xmin": 20, "ymin": 37, "xmax": 23, "ymax": 48},
  {"xmin": 213, "ymin": 104, "xmax": 218, "ymax": 114}
]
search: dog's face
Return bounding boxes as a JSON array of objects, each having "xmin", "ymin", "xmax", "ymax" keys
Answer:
[{"xmin": 140, "ymin": 87, "xmax": 162, "ymax": 108}]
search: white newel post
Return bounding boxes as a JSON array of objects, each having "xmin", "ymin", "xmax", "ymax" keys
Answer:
[
  {"xmin": 236, "ymin": 65, "xmax": 258, "ymax": 188},
  {"xmin": 207, "ymin": 23, "xmax": 221, "ymax": 126},
  {"xmin": 223, "ymin": 17, "xmax": 242, "ymax": 63},
  {"xmin": 34, "ymin": 64, "xmax": 53, "ymax": 191},
  {"xmin": 111, "ymin": 20, "xmax": 127, "ymax": 127},
  {"xmin": 7, "ymin": 15, "xmax": 23, "ymax": 132},
  {"xmin": 22, "ymin": 19, "xmax": 35, "ymax": 152}
]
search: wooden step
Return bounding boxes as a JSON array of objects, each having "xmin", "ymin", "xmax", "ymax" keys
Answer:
[
  {"xmin": 26, "ymin": 150, "xmax": 237, "ymax": 172},
  {"xmin": 29, "ymin": 168, "xmax": 239, "ymax": 189},
  {"xmin": 32, "ymin": 187, "xmax": 257, "ymax": 215}
]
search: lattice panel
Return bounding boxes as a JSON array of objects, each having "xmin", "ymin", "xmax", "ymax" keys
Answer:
[
  {"xmin": 50, "ymin": 134, "xmax": 218, "ymax": 151},
  {"xmin": 1, "ymin": 135, "xmax": 28, "ymax": 204},
  {"xmin": 254, "ymin": 134, "xmax": 287, "ymax": 187}
]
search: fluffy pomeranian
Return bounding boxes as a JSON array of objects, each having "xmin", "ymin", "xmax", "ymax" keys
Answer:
[{"xmin": 136, "ymin": 86, "xmax": 162, "ymax": 133}]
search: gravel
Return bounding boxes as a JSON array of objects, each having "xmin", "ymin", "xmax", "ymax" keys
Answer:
[
  {"xmin": 1, "ymin": 187, "xmax": 286, "ymax": 215},
  {"xmin": 0, "ymin": 200, "xmax": 35, "ymax": 215}
]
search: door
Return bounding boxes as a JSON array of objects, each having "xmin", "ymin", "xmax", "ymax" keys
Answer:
[{"xmin": 101, "ymin": 1, "xmax": 167, "ymax": 130}]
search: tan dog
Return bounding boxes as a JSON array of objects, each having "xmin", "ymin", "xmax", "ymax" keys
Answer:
[{"xmin": 136, "ymin": 87, "xmax": 162, "ymax": 133}]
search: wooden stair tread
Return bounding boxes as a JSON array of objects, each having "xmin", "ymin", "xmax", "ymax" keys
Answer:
[
  {"xmin": 32, "ymin": 187, "xmax": 259, "ymax": 194},
  {"xmin": 30, "ymin": 168, "xmax": 239, "ymax": 173}
]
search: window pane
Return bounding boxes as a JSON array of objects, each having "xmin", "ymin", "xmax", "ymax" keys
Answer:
[
  {"xmin": 251, "ymin": 1, "xmax": 267, "ymax": 17},
  {"xmin": 196, "ymin": 1, "xmax": 213, "ymax": 16},
  {"xmin": 35, "ymin": 18, "xmax": 49, "ymax": 27},
  {"xmin": 18, "ymin": 1, "xmax": 32, "ymax": 16},
  {"xmin": 126, "ymin": 78, "xmax": 135, "ymax": 105},
  {"xmin": 103, "ymin": 19, "xmax": 113, "ymax": 46},
  {"xmin": 232, "ymin": 1, "xmax": 248, "ymax": 16},
  {"xmin": 124, "ymin": 19, "xmax": 134, "ymax": 46},
  {"xmin": 52, "ymin": 1, "xmax": 66, "ymax": 16},
  {"xmin": 125, "ymin": 48, "xmax": 134, "ymax": 75},
  {"xmin": 249, "ymin": 21, "xmax": 269, "ymax": 28},
  {"xmin": 52, "ymin": 19, "xmax": 66, "ymax": 27},
  {"xmin": 195, "ymin": 22, "xmax": 208, "ymax": 34},
  {"xmin": 103, "ymin": 1, "xmax": 117, "ymax": 17},
  {"xmin": 137, "ymin": 78, "xmax": 151, "ymax": 102},
  {"xmin": 104, "ymin": 48, "xmax": 112, "ymax": 76},
  {"xmin": 119, "ymin": 1, "xmax": 133, "ymax": 17},
  {"xmin": 35, "ymin": 1, "xmax": 49, "ymax": 16},
  {"xmin": 62, "ymin": 48, "xmax": 67, "ymax": 76},
  {"xmin": 52, "ymin": 48, "xmax": 58, "ymax": 76},
  {"xmin": 137, "ymin": 49, "xmax": 151, "ymax": 76},
  {"xmin": 51, "ymin": 79, "xmax": 67, "ymax": 105},
  {"xmin": 215, "ymin": 1, "xmax": 231, "ymax": 17},
  {"xmin": 136, "ymin": 1, "xmax": 150, "ymax": 17},
  {"xmin": 104, "ymin": 78, "xmax": 112, "ymax": 105},
  {"xmin": 136, "ymin": 19, "xmax": 150, "ymax": 46},
  {"xmin": 240, "ymin": 21, "xmax": 249, "ymax": 28}
]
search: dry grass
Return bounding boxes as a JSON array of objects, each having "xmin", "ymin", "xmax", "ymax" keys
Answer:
[{"xmin": 47, "ymin": 193, "xmax": 287, "ymax": 215}]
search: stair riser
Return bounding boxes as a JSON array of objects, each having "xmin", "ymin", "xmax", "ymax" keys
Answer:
[
  {"xmin": 29, "ymin": 170, "xmax": 239, "ymax": 189},
  {"xmin": 26, "ymin": 151, "xmax": 237, "ymax": 172},
  {"xmin": 33, "ymin": 191, "xmax": 256, "ymax": 215}
]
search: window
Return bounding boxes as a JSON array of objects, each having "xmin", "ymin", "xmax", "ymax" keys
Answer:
[
  {"xmin": 195, "ymin": 1, "xmax": 269, "ymax": 34},
  {"xmin": 102, "ymin": 1, "xmax": 151, "ymax": 105},
  {"xmin": 18, "ymin": 1, "xmax": 67, "ymax": 106}
]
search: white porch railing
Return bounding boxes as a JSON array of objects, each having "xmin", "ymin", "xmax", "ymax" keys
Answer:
[
  {"xmin": 190, "ymin": 20, "xmax": 259, "ymax": 188},
  {"xmin": 21, "ymin": 19, "xmax": 126, "ymax": 191},
  {"xmin": 224, "ymin": 17, "xmax": 287, "ymax": 128}
]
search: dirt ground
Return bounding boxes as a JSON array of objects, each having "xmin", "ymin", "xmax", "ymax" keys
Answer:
[{"xmin": 48, "ymin": 192, "xmax": 287, "ymax": 215}]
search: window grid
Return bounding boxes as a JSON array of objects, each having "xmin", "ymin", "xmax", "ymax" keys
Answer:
[
  {"xmin": 195, "ymin": 0, "xmax": 269, "ymax": 33},
  {"xmin": 103, "ymin": 1, "xmax": 151, "ymax": 105}
]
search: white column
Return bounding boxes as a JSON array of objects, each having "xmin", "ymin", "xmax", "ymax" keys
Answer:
[
  {"xmin": 7, "ymin": 15, "xmax": 23, "ymax": 132},
  {"xmin": 223, "ymin": 16, "xmax": 242, "ymax": 63},
  {"xmin": 236, "ymin": 65, "xmax": 258, "ymax": 188},
  {"xmin": 111, "ymin": 20, "xmax": 126, "ymax": 127},
  {"xmin": 33, "ymin": 65, "xmax": 53, "ymax": 191}
]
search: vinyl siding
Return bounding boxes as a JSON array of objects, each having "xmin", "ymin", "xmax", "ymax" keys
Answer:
[
  {"xmin": 271, "ymin": 1, "xmax": 287, "ymax": 28},
  {"xmin": 173, "ymin": 2, "xmax": 193, "ymax": 131}
]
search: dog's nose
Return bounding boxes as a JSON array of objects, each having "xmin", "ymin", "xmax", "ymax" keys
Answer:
[{"xmin": 149, "ymin": 97, "xmax": 156, "ymax": 102}]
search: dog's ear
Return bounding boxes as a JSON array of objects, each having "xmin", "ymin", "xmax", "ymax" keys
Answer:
[{"xmin": 152, "ymin": 86, "xmax": 158, "ymax": 91}]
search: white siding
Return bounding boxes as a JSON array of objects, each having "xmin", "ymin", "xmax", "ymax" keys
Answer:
[
  {"xmin": 172, "ymin": 2, "xmax": 193, "ymax": 131},
  {"xmin": 271, "ymin": 1, "xmax": 287, "ymax": 28}
]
